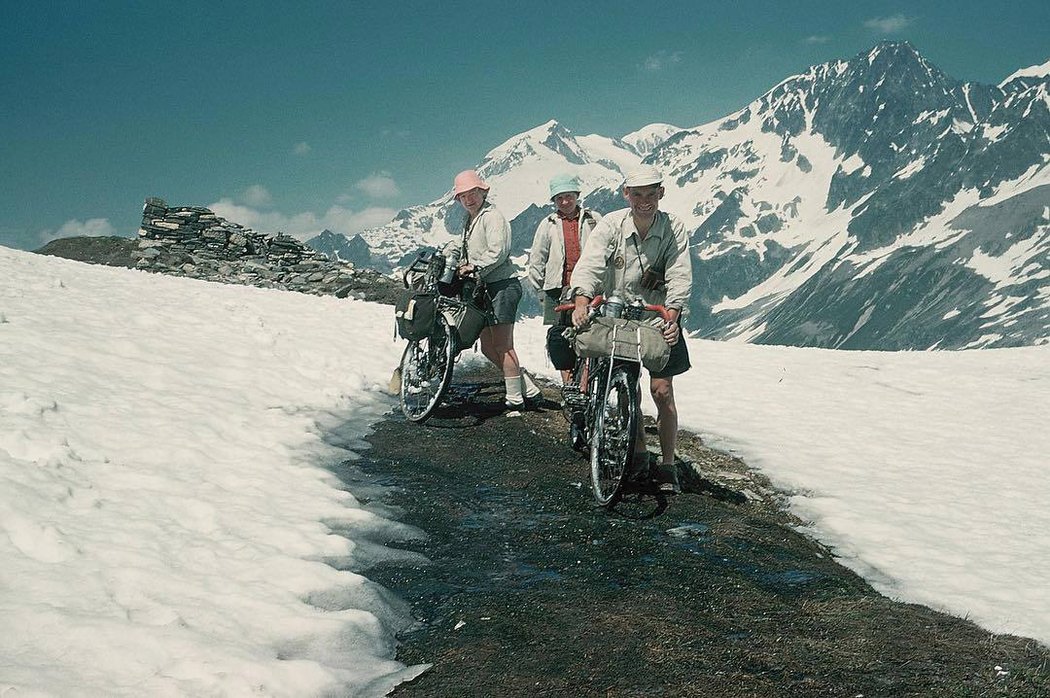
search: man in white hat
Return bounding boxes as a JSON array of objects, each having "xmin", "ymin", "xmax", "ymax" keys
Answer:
[{"xmin": 569, "ymin": 165, "xmax": 692, "ymax": 494}]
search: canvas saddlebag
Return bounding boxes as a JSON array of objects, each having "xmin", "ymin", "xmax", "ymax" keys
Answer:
[
  {"xmin": 444, "ymin": 302, "xmax": 488, "ymax": 349},
  {"xmin": 394, "ymin": 290, "xmax": 438, "ymax": 341},
  {"xmin": 572, "ymin": 316, "xmax": 671, "ymax": 372}
]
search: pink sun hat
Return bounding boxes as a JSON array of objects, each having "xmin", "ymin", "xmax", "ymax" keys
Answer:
[{"xmin": 452, "ymin": 170, "xmax": 490, "ymax": 197}]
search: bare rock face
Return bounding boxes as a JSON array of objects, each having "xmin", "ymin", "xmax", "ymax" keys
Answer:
[
  {"xmin": 35, "ymin": 236, "xmax": 140, "ymax": 268},
  {"xmin": 132, "ymin": 197, "xmax": 402, "ymax": 304}
]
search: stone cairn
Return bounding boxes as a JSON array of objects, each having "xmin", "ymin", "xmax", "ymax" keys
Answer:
[{"xmin": 133, "ymin": 197, "xmax": 397, "ymax": 301}]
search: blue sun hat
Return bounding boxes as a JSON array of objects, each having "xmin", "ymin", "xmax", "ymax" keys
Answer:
[{"xmin": 548, "ymin": 174, "xmax": 582, "ymax": 200}]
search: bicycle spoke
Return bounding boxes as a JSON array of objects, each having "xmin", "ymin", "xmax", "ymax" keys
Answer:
[
  {"xmin": 400, "ymin": 315, "xmax": 456, "ymax": 423},
  {"xmin": 589, "ymin": 364, "xmax": 639, "ymax": 507}
]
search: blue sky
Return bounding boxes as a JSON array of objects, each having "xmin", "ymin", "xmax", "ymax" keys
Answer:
[{"xmin": 1, "ymin": 1, "xmax": 1047, "ymax": 250}]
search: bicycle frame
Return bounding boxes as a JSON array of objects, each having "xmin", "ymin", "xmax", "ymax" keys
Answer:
[
  {"xmin": 398, "ymin": 248, "xmax": 489, "ymax": 423},
  {"xmin": 557, "ymin": 295, "xmax": 672, "ymax": 506}
]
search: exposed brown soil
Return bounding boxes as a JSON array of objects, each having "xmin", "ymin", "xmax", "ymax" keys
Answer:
[{"xmin": 331, "ymin": 368, "xmax": 1050, "ymax": 697}]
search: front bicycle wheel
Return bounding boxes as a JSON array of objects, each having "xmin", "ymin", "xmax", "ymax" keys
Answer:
[
  {"xmin": 399, "ymin": 315, "xmax": 456, "ymax": 423},
  {"xmin": 589, "ymin": 364, "xmax": 639, "ymax": 507}
]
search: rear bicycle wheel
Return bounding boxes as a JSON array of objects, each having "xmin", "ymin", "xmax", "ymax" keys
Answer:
[
  {"xmin": 399, "ymin": 315, "xmax": 456, "ymax": 423},
  {"xmin": 589, "ymin": 363, "xmax": 639, "ymax": 507}
]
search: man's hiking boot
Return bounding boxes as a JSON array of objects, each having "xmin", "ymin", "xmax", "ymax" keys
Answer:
[
  {"xmin": 506, "ymin": 397, "xmax": 542, "ymax": 412},
  {"xmin": 652, "ymin": 463, "xmax": 681, "ymax": 495}
]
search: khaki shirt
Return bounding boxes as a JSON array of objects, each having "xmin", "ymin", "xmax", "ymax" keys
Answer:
[{"xmin": 570, "ymin": 208, "xmax": 691, "ymax": 314}]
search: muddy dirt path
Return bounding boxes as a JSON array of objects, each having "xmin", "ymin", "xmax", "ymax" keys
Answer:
[{"xmin": 332, "ymin": 368, "xmax": 1048, "ymax": 697}]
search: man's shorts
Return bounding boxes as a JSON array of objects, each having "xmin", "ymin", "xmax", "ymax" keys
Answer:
[
  {"xmin": 649, "ymin": 327, "xmax": 691, "ymax": 379},
  {"xmin": 546, "ymin": 325, "xmax": 576, "ymax": 370},
  {"xmin": 485, "ymin": 277, "xmax": 522, "ymax": 325}
]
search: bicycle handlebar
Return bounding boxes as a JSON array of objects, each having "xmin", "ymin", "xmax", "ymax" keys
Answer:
[{"xmin": 554, "ymin": 294, "xmax": 673, "ymax": 322}]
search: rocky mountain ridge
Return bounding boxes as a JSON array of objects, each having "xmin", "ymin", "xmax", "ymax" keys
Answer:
[
  {"xmin": 36, "ymin": 198, "xmax": 402, "ymax": 305},
  {"xmin": 655, "ymin": 41, "xmax": 1049, "ymax": 349},
  {"xmin": 319, "ymin": 41, "xmax": 1048, "ymax": 350}
]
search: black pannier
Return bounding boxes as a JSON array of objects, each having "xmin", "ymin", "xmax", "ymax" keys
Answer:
[{"xmin": 394, "ymin": 290, "xmax": 438, "ymax": 341}]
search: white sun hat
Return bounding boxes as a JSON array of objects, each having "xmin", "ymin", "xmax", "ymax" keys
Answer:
[{"xmin": 623, "ymin": 165, "xmax": 663, "ymax": 187}]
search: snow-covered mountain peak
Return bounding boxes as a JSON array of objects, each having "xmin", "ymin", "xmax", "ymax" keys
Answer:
[
  {"xmin": 356, "ymin": 119, "xmax": 646, "ymax": 267},
  {"xmin": 469, "ymin": 120, "xmax": 641, "ymax": 217},
  {"xmin": 479, "ymin": 119, "xmax": 587, "ymax": 179},
  {"xmin": 348, "ymin": 44, "xmax": 1048, "ymax": 350},
  {"xmin": 865, "ymin": 40, "xmax": 922, "ymax": 64},
  {"xmin": 844, "ymin": 41, "xmax": 956, "ymax": 99},
  {"xmin": 621, "ymin": 123, "xmax": 684, "ymax": 156},
  {"xmin": 1000, "ymin": 58, "xmax": 1050, "ymax": 88}
]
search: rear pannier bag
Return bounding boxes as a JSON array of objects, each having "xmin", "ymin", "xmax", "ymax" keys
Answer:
[
  {"xmin": 446, "ymin": 303, "xmax": 487, "ymax": 348},
  {"xmin": 394, "ymin": 291, "xmax": 438, "ymax": 341}
]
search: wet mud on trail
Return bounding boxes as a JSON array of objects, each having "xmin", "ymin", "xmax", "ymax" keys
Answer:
[{"xmin": 330, "ymin": 367, "xmax": 1049, "ymax": 697}]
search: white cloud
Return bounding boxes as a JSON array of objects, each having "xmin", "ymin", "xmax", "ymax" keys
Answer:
[
  {"xmin": 864, "ymin": 14, "xmax": 913, "ymax": 34},
  {"xmin": 38, "ymin": 218, "xmax": 116, "ymax": 245},
  {"xmin": 354, "ymin": 172, "xmax": 401, "ymax": 199},
  {"xmin": 804, "ymin": 35, "xmax": 831, "ymax": 44},
  {"xmin": 292, "ymin": 142, "xmax": 311, "ymax": 156},
  {"xmin": 208, "ymin": 199, "xmax": 396, "ymax": 240},
  {"xmin": 321, "ymin": 205, "xmax": 398, "ymax": 234},
  {"xmin": 241, "ymin": 184, "xmax": 273, "ymax": 207},
  {"xmin": 643, "ymin": 50, "xmax": 683, "ymax": 72}
]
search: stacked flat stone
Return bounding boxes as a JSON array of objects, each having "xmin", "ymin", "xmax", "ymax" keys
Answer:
[{"xmin": 132, "ymin": 197, "xmax": 399, "ymax": 302}]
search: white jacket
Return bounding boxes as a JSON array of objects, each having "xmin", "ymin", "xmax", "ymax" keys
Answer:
[
  {"xmin": 448, "ymin": 203, "xmax": 516, "ymax": 283},
  {"xmin": 526, "ymin": 208, "xmax": 602, "ymax": 293}
]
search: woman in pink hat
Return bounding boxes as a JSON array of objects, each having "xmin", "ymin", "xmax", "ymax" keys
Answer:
[{"xmin": 450, "ymin": 169, "xmax": 542, "ymax": 411}]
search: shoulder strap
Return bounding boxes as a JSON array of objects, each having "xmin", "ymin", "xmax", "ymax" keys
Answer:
[
  {"xmin": 463, "ymin": 209, "xmax": 483, "ymax": 261},
  {"xmin": 651, "ymin": 212, "xmax": 675, "ymax": 270}
]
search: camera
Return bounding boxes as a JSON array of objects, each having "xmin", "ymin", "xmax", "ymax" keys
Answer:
[{"xmin": 640, "ymin": 266, "xmax": 666, "ymax": 291}]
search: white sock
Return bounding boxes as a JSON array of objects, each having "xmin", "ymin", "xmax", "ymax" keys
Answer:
[
  {"xmin": 520, "ymin": 368, "xmax": 541, "ymax": 399},
  {"xmin": 505, "ymin": 376, "xmax": 524, "ymax": 405}
]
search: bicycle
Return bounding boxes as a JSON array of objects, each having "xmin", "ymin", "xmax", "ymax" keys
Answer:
[
  {"xmin": 395, "ymin": 249, "xmax": 489, "ymax": 423},
  {"xmin": 556, "ymin": 295, "xmax": 673, "ymax": 507}
]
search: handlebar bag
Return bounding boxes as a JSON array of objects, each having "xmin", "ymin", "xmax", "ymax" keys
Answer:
[
  {"xmin": 394, "ymin": 290, "xmax": 438, "ymax": 341},
  {"xmin": 572, "ymin": 316, "xmax": 670, "ymax": 372}
]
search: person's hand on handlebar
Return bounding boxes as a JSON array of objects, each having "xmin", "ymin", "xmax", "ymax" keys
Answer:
[
  {"xmin": 662, "ymin": 308, "xmax": 681, "ymax": 346},
  {"xmin": 572, "ymin": 295, "xmax": 592, "ymax": 327},
  {"xmin": 457, "ymin": 263, "xmax": 476, "ymax": 278}
]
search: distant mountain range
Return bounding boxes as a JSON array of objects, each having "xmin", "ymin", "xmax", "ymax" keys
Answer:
[
  {"xmin": 309, "ymin": 42, "xmax": 1049, "ymax": 350},
  {"xmin": 305, "ymin": 229, "xmax": 378, "ymax": 269}
]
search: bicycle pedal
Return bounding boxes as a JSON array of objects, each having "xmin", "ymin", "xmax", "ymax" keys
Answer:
[{"xmin": 560, "ymin": 384, "xmax": 587, "ymax": 410}]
